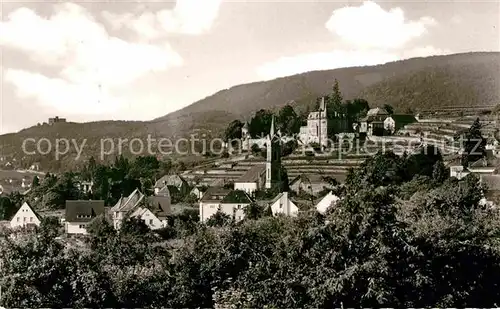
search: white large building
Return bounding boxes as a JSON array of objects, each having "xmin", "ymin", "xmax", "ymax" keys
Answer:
[{"xmin": 299, "ymin": 97, "xmax": 329, "ymax": 147}]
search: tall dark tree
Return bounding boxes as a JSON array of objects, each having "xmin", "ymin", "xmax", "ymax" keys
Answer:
[
  {"xmin": 248, "ymin": 109, "xmax": 274, "ymax": 138},
  {"xmin": 0, "ymin": 196, "xmax": 16, "ymax": 220},
  {"xmin": 383, "ymin": 104, "xmax": 394, "ymax": 115},
  {"xmin": 326, "ymin": 79, "xmax": 345, "ymax": 118},
  {"xmin": 224, "ymin": 119, "xmax": 244, "ymax": 142},
  {"xmin": 461, "ymin": 118, "xmax": 486, "ymax": 167},
  {"xmin": 277, "ymin": 104, "xmax": 301, "ymax": 136},
  {"xmin": 32, "ymin": 176, "xmax": 40, "ymax": 188}
]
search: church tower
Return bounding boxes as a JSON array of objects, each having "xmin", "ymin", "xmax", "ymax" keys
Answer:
[{"xmin": 266, "ymin": 116, "xmax": 282, "ymax": 189}]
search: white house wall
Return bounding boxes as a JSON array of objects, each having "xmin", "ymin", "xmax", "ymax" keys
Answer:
[
  {"xmin": 66, "ymin": 221, "xmax": 89, "ymax": 234},
  {"xmin": 10, "ymin": 203, "xmax": 41, "ymax": 228},
  {"xmin": 316, "ymin": 192, "xmax": 340, "ymax": 214},
  {"xmin": 200, "ymin": 202, "xmax": 220, "ymax": 222},
  {"xmin": 131, "ymin": 208, "xmax": 164, "ymax": 230},
  {"xmin": 271, "ymin": 193, "xmax": 298, "ymax": 216}
]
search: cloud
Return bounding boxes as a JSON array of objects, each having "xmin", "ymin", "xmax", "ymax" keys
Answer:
[
  {"xmin": 0, "ymin": 3, "xmax": 183, "ymax": 115},
  {"xmin": 325, "ymin": 1, "xmax": 437, "ymax": 49},
  {"xmin": 102, "ymin": 0, "xmax": 222, "ymax": 39},
  {"xmin": 256, "ymin": 1, "xmax": 447, "ymax": 80},
  {"xmin": 257, "ymin": 47, "xmax": 451, "ymax": 80}
]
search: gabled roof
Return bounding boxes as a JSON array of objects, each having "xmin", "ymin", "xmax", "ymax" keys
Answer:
[
  {"xmin": 147, "ymin": 196, "xmax": 171, "ymax": 219},
  {"xmin": 221, "ymin": 190, "xmax": 253, "ymax": 204},
  {"xmin": 200, "ymin": 187, "xmax": 232, "ymax": 202},
  {"xmin": 12, "ymin": 202, "xmax": 42, "ymax": 222},
  {"xmin": 235, "ymin": 164, "xmax": 266, "ymax": 183},
  {"xmin": 65, "ymin": 200, "xmax": 105, "ymax": 222},
  {"xmin": 110, "ymin": 188, "xmax": 144, "ymax": 212},
  {"xmin": 157, "ymin": 185, "xmax": 175, "ymax": 197},
  {"xmin": 154, "ymin": 174, "xmax": 189, "ymax": 189},
  {"xmin": 367, "ymin": 107, "xmax": 389, "ymax": 116},
  {"xmin": 390, "ymin": 114, "xmax": 417, "ymax": 124},
  {"xmin": 269, "ymin": 191, "xmax": 297, "ymax": 206}
]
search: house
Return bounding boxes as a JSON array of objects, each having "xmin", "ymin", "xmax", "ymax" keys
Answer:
[
  {"xmin": 109, "ymin": 188, "xmax": 145, "ymax": 230},
  {"xmin": 359, "ymin": 108, "xmax": 390, "ymax": 136},
  {"xmin": 147, "ymin": 195, "xmax": 172, "ymax": 218},
  {"xmin": 154, "ymin": 174, "xmax": 190, "ymax": 197},
  {"xmin": 65, "ymin": 200, "xmax": 105, "ymax": 234},
  {"xmin": 480, "ymin": 175, "xmax": 500, "ymax": 206},
  {"xmin": 130, "ymin": 207, "xmax": 166, "ymax": 230},
  {"xmin": 289, "ymin": 174, "xmax": 332, "ymax": 195},
  {"xmin": 315, "ymin": 191, "xmax": 340, "ymax": 214},
  {"xmin": 10, "ymin": 202, "xmax": 41, "ymax": 229},
  {"xmin": 467, "ymin": 150, "xmax": 499, "ymax": 175},
  {"xmin": 155, "ymin": 185, "xmax": 172, "ymax": 202},
  {"xmin": 199, "ymin": 187, "xmax": 253, "ymax": 222},
  {"xmin": 384, "ymin": 114, "xmax": 417, "ymax": 135},
  {"xmin": 269, "ymin": 192, "xmax": 298, "ymax": 216},
  {"xmin": 233, "ymin": 164, "xmax": 266, "ymax": 195},
  {"xmin": 189, "ymin": 186, "xmax": 206, "ymax": 200},
  {"xmin": 448, "ymin": 150, "xmax": 499, "ymax": 179}
]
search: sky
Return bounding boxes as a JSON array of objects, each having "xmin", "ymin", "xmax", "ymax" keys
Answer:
[{"xmin": 0, "ymin": 0, "xmax": 499, "ymax": 134}]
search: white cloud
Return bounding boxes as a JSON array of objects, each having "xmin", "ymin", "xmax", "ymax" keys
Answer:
[
  {"xmin": 257, "ymin": 47, "xmax": 451, "ymax": 80},
  {"xmin": 257, "ymin": 1, "xmax": 447, "ymax": 80},
  {"xmin": 102, "ymin": 0, "xmax": 222, "ymax": 39},
  {"xmin": 0, "ymin": 3, "xmax": 183, "ymax": 115},
  {"xmin": 325, "ymin": 1, "xmax": 437, "ymax": 49}
]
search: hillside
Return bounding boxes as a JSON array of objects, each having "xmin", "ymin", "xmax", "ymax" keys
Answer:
[
  {"xmin": 0, "ymin": 52, "xmax": 499, "ymax": 170},
  {"xmin": 157, "ymin": 52, "xmax": 500, "ymax": 120}
]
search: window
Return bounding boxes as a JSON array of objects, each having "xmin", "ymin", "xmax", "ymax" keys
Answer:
[
  {"xmin": 79, "ymin": 225, "xmax": 85, "ymax": 229},
  {"xmin": 30, "ymin": 217, "xmax": 33, "ymax": 222},
  {"xmin": 23, "ymin": 217, "xmax": 26, "ymax": 222},
  {"xmin": 17, "ymin": 217, "xmax": 20, "ymax": 222},
  {"xmin": 149, "ymin": 219, "xmax": 153, "ymax": 225}
]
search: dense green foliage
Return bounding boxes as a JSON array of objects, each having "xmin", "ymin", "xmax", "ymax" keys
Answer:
[{"xmin": 2, "ymin": 146, "xmax": 499, "ymax": 307}]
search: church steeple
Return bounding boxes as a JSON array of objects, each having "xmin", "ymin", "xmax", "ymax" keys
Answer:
[{"xmin": 266, "ymin": 114, "xmax": 281, "ymax": 190}]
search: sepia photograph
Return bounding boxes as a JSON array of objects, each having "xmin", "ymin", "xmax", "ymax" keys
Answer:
[{"xmin": 0, "ymin": 0, "xmax": 499, "ymax": 307}]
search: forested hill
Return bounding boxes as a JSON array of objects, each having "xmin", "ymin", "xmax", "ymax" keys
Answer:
[
  {"xmin": 156, "ymin": 51, "xmax": 500, "ymax": 121},
  {"xmin": 0, "ymin": 52, "xmax": 499, "ymax": 169}
]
